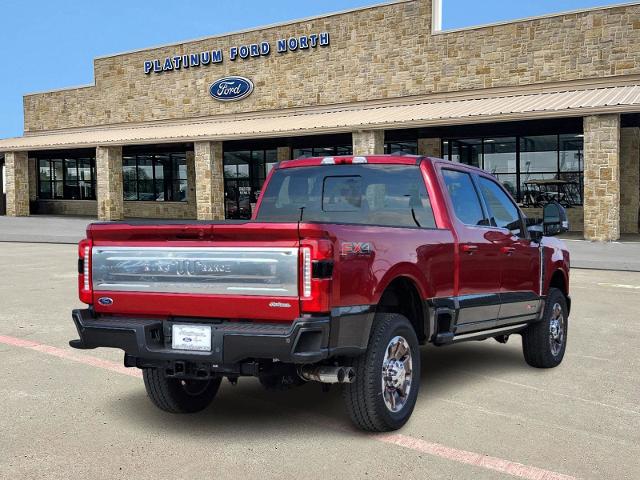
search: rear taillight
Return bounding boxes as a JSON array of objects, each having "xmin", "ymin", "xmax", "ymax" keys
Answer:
[
  {"xmin": 299, "ymin": 239, "xmax": 333, "ymax": 313},
  {"xmin": 78, "ymin": 239, "xmax": 93, "ymax": 304}
]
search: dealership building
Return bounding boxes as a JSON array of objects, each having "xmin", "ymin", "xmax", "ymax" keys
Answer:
[{"xmin": 0, "ymin": 0, "xmax": 639, "ymax": 241}]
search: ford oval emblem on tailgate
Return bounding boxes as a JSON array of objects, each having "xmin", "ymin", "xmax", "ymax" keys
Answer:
[
  {"xmin": 98, "ymin": 297, "xmax": 113, "ymax": 306},
  {"xmin": 209, "ymin": 76, "xmax": 254, "ymax": 102}
]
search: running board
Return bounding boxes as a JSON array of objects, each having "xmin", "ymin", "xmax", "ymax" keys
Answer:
[{"xmin": 435, "ymin": 323, "xmax": 529, "ymax": 345}]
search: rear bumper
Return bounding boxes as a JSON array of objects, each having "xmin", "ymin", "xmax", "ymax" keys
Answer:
[{"xmin": 70, "ymin": 307, "xmax": 373, "ymax": 365}]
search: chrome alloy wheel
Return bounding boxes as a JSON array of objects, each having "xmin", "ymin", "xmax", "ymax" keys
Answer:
[
  {"xmin": 381, "ymin": 335, "xmax": 413, "ymax": 413},
  {"xmin": 549, "ymin": 302, "xmax": 565, "ymax": 357}
]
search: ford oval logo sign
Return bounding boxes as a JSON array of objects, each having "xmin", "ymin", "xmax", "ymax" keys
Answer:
[
  {"xmin": 209, "ymin": 76, "xmax": 254, "ymax": 102},
  {"xmin": 98, "ymin": 297, "xmax": 113, "ymax": 306}
]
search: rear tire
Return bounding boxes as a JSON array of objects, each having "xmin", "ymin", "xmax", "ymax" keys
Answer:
[
  {"xmin": 343, "ymin": 313, "xmax": 421, "ymax": 432},
  {"xmin": 522, "ymin": 288, "xmax": 568, "ymax": 368},
  {"xmin": 143, "ymin": 368, "xmax": 221, "ymax": 413}
]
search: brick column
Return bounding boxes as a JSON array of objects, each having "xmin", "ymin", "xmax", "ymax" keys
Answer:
[
  {"xmin": 277, "ymin": 146, "xmax": 291, "ymax": 162},
  {"xmin": 96, "ymin": 146, "xmax": 123, "ymax": 221},
  {"xmin": 583, "ymin": 114, "xmax": 621, "ymax": 241},
  {"xmin": 5, "ymin": 151, "xmax": 30, "ymax": 216},
  {"xmin": 418, "ymin": 138, "xmax": 442, "ymax": 157},
  {"xmin": 194, "ymin": 141, "xmax": 225, "ymax": 220},
  {"xmin": 353, "ymin": 130, "xmax": 384, "ymax": 156},
  {"xmin": 620, "ymin": 127, "xmax": 640, "ymax": 234}
]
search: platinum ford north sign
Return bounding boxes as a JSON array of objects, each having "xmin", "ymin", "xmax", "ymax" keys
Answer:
[{"xmin": 143, "ymin": 32, "xmax": 330, "ymax": 74}]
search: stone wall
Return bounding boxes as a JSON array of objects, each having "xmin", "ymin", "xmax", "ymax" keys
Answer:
[
  {"xmin": 277, "ymin": 146, "xmax": 292, "ymax": 162},
  {"xmin": 124, "ymin": 201, "xmax": 196, "ymax": 219},
  {"xmin": 36, "ymin": 200, "xmax": 98, "ymax": 217},
  {"xmin": 194, "ymin": 141, "xmax": 225, "ymax": 220},
  {"xmin": 418, "ymin": 138, "xmax": 441, "ymax": 157},
  {"xmin": 96, "ymin": 146, "xmax": 123, "ymax": 221},
  {"xmin": 620, "ymin": 127, "xmax": 640, "ymax": 233},
  {"xmin": 23, "ymin": 1, "xmax": 640, "ymax": 132},
  {"xmin": 5, "ymin": 152, "xmax": 29, "ymax": 216},
  {"xmin": 583, "ymin": 114, "xmax": 621, "ymax": 241},
  {"xmin": 353, "ymin": 130, "xmax": 385, "ymax": 155}
]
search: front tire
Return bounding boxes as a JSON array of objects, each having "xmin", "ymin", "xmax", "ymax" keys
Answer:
[
  {"xmin": 343, "ymin": 313, "xmax": 421, "ymax": 432},
  {"xmin": 143, "ymin": 368, "xmax": 222, "ymax": 413},
  {"xmin": 522, "ymin": 287, "xmax": 568, "ymax": 368}
]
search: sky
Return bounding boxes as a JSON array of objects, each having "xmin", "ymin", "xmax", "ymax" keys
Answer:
[{"xmin": 0, "ymin": 0, "xmax": 627, "ymax": 139}]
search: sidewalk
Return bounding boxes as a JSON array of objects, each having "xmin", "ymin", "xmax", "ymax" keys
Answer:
[
  {"xmin": 1, "ymin": 216, "xmax": 639, "ymax": 272},
  {"xmin": 0, "ymin": 216, "xmax": 93, "ymax": 244}
]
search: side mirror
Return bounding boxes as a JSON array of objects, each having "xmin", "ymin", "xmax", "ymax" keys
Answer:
[{"xmin": 543, "ymin": 201, "xmax": 569, "ymax": 236}]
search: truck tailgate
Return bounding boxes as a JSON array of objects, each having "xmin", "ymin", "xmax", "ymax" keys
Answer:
[{"xmin": 87, "ymin": 222, "xmax": 303, "ymax": 321}]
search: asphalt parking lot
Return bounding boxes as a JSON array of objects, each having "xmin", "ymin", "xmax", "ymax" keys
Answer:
[{"xmin": 1, "ymin": 243, "xmax": 639, "ymax": 480}]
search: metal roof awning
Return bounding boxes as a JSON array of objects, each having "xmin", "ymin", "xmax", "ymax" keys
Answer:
[{"xmin": 2, "ymin": 84, "xmax": 640, "ymax": 152}]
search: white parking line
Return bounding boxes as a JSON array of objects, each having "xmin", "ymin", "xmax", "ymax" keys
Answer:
[
  {"xmin": 0, "ymin": 333, "xmax": 579, "ymax": 480},
  {"xmin": 439, "ymin": 366, "xmax": 640, "ymax": 417},
  {"xmin": 597, "ymin": 282, "xmax": 640, "ymax": 289}
]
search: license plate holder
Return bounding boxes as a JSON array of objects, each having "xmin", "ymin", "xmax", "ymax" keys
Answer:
[{"xmin": 171, "ymin": 324, "xmax": 212, "ymax": 352}]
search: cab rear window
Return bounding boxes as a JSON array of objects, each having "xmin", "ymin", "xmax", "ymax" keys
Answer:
[{"xmin": 256, "ymin": 164, "xmax": 436, "ymax": 228}]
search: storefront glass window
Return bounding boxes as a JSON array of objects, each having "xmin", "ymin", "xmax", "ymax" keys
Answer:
[
  {"xmin": 384, "ymin": 141, "xmax": 418, "ymax": 155},
  {"xmin": 37, "ymin": 154, "xmax": 96, "ymax": 200},
  {"xmin": 483, "ymin": 137, "xmax": 518, "ymax": 199},
  {"xmin": 450, "ymin": 139, "xmax": 482, "ymax": 167},
  {"xmin": 123, "ymin": 152, "xmax": 187, "ymax": 202},
  {"xmin": 441, "ymin": 133, "xmax": 584, "ymax": 206},
  {"xmin": 292, "ymin": 145, "xmax": 353, "ymax": 158},
  {"xmin": 520, "ymin": 135, "xmax": 558, "ymax": 173}
]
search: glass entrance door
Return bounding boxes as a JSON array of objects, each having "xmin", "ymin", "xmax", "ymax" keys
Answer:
[
  {"xmin": 223, "ymin": 149, "xmax": 277, "ymax": 219},
  {"xmin": 224, "ymin": 179, "xmax": 252, "ymax": 219}
]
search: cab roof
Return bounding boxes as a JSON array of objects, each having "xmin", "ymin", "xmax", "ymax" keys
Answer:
[{"xmin": 278, "ymin": 154, "xmax": 431, "ymax": 169}]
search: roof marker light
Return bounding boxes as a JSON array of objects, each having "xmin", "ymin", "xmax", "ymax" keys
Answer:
[
  {"xmin": 321, "ymin": 157, "xmax": 335, "ymax": 165},
  {"xmin": 352, "ymin": 156, "xmax": 368, "ymax": 164}
]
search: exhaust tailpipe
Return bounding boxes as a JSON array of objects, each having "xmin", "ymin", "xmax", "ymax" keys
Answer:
[{"xmin": 298, "ymin": 365, "xmax": 355, "ymax": 384}]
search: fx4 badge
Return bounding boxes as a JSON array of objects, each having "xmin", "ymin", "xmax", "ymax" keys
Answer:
[{"xmin": 341, "ymin": 242, "xmax": 372, "ymax": 256}]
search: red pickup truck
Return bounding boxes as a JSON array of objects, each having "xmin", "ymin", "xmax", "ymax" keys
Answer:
[{"xmin": 70, "ymin": 155, "xmax": 571, "ymax": 431}]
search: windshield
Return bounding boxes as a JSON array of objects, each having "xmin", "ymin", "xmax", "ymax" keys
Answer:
[{"xmin": 256, "ymin": 164, "xmax": 436, "ymax": 228}]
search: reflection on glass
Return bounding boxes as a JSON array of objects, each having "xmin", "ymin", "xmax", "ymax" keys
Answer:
[
  {"xmin": 559, "ymin": 134, "xmax": 583, "ymax": 172},
  {"xmin": 385, "ymin": 141, "xmax": 418, "ymax": 155},
  {"xmin": 520, "ymin": 135, "xmax": 558, "ymax": 175},
  {"xmin": 493, "ymin": 174, "xmax": 518, "ymax": 199},
  {"xmin": 440, "ymin": 133, "xmax": 584, "ymax": 206},
  {"xmin": 451, "ymin": 139, "xmax": 481, "ymax": 167},
  {"xmin": 483, "ymin": 138, "xmax": 516, "ymax": 174}
]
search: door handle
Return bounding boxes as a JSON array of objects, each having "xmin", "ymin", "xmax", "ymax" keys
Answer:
[
  {"xmin": 461, "ymin": 244, "xmax": 478, "ymax": 254},
  {"xmin": 501, "ymin": 246, "xmax": 516, "ymax": 255}
]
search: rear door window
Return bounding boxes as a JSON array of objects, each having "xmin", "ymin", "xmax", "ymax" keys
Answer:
[
  {"xmin": 441, "ymin": 169, "xmax": 486, "ymax": 226},
  {"xmin": 257, "ymin": 164, "xmax": 436, "ymax": 228}
]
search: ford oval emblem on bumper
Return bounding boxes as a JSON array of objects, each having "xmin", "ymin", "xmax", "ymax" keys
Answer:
[
  {"xmin": 98, "ymin": 297, "xmax": 113, "ymax": 306},
  {"xmin": 209, "ymin": 76, "xmax": 254, "ymax": 102}
]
